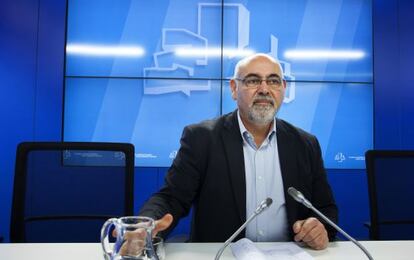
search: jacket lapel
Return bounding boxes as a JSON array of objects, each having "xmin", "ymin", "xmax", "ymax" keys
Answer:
[
  {"xmin": 221, "ymin": 111, "xmax": 246, "ymax": 223},
  {"xmin": 276, "ymin": 119, "xmax": 300, "ymax": 232}
]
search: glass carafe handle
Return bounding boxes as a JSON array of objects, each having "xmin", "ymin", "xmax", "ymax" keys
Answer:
[{"xmin": 101, "ymin": 218, "xmax": 117, "ymax": 260}]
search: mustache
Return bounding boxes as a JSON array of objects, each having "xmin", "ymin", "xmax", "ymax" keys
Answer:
[{"xmin": 252, "ymin": 95, "xmax": 275, "ymax": 106}]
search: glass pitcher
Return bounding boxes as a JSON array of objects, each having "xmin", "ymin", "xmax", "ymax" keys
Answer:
[{"xmin": 101, "ymin": 216, "xmax": 160, "ymax": 260}]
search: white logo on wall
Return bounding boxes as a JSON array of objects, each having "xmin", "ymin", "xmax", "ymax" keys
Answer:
[
  {"xmin": 143, "ymin": 3, "xmax": 295, "ymax": 103},
  {"xmin": 334, "ymin": 152, "xmax": 346, "ymax": 163},
  {"xmin": 334, "ymin": 152, "xmax": 365, "ymax": 163}
]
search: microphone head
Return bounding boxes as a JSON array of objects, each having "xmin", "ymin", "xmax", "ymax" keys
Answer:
[
  {"xmin": 287, "ymin": 187, "xmax": 313, "ymax": 208},
  {"xmin": 287, "ymin": 187, "xmax": 303, "ymax": 202},
  {"xmin": 254, "ymin": 198, "xmax": 273, "ymax": 214},
  {"xmin": 265, "ymin": 198, "xmax": 273, "ymax": 207}
]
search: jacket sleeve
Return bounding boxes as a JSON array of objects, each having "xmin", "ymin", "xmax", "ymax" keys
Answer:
[
  {"xmin": 138, "ymin": 125, "xmax": 206, "ymax": 237},
  {"xmin": 308, "ymin": 135, "xmax": 338, "ymax": 241}
]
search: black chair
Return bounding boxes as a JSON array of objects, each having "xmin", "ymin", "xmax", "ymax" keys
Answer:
[
  {"xmin": 365, "ymin": 150, "xmax": 414, "ymax": 240},
  {"xmin": 10, "ymin": 142, "xmax": 134, "ymax": 243}
]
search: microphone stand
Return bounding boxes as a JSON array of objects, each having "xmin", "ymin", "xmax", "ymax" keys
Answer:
[
  {"xmin": 214, "ymin": 198, "xmax": 272, "ymax": 260},
  {"xmin": 288, "ymin": 187, "xmax": 374, "ymax": 260},
  {"xmin": 308, "ymin": 203, "xmax": 373, "ymax": 260}
]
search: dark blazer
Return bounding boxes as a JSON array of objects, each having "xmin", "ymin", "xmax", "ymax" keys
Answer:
[{"xmin": 139, "ymin": 110, "xmax": 338, "ymax": 242}]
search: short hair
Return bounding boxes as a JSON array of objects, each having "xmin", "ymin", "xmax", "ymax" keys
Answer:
[{"xmin": 233, "ymin": 53, "xmax": 284, "ymax": 79}]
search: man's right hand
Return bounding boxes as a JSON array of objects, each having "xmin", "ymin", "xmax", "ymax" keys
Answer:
[
  {"xmin": 153, "ymin": 213, "xmax": 174, "ymax": 237},
  {"xmin": 118, "ymin": 213, "xmax": 174, "ymax": 256}
]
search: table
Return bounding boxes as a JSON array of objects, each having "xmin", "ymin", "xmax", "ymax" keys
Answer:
[{"xmin": 0, "ymin": 241, "xmax": 413, "ymax": 259}]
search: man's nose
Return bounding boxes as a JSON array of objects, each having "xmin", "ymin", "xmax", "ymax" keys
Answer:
[{"xmin": 257, "ymin": 80, "xmax": 270, "ymax": 93}]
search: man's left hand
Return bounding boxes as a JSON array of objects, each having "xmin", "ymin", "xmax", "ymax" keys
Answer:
[{"xmin": 293, "ymin": 217, "xmax": 329, "ymax": 250}]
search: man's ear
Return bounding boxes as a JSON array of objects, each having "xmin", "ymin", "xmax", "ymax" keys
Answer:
[{"xmin": 230, "ymin": 79, "xmax": 238, "ymax": 100}]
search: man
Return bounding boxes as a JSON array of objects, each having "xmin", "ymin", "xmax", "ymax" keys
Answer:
[{"xmin": 139, "ymin": 53, "xmax": 338, "ymax": 250}]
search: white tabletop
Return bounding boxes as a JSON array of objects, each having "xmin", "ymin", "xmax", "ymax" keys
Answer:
[{"xmin": 0, "ymin": 241, "xmax": 413, "ymax": 259}]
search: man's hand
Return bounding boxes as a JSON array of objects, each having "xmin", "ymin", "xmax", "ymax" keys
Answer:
[
  {"xmin": 153, "ymin": 213, "xmax": 174, "ymax": 237},
  {"xmin": 293, "ymin": 217, "xmax": 329, "ymax": 250},
  {"xmin": 118, "ymin": 214, "xmax": 174, "ymax": 256}
]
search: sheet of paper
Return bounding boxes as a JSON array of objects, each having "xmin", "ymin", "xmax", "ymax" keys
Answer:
[{"xmin": 230, "ymin": 238, "xmax": 314, "ymax": 260}]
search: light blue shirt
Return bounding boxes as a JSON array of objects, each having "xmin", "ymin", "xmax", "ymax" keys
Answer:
[{"xmin": 237, "ymin": 112, "xmax": 289, "ymax": 242}]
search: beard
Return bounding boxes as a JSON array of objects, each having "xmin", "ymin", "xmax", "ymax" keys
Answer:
[{"xmin": 247, "ymin": 95, "xmax": 277, "ymax": 125}]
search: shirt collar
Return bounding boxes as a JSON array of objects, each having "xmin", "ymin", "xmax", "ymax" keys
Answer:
[{"xmin": 237, "ymin": 110, "xmax": 277, "ymax": 147}]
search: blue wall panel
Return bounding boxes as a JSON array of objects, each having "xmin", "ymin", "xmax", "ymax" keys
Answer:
[
  {"xmin": 372, "ymin": 0, "xmax": 414, "ymax": 150},
  {"xmin": 0, "ymin": 0, "xmax": 39, "ymax": 241},
  {"xmin": 327, "ymin": 170, "xmax": 370, "ymax": 239},
  {"xmin": 398, "ymin": 1, "xmax": 414, "ymax": 149},
  {"xmin": 0, "ymin": 0, "xmax": 66, "ymax": 241},
  {"xmin": 373, "ymin": 0, "xmax": 401, "ymax": 149},
  {"xmin": 34, "ymin": 0, "xmax": 66, "ymax": 140},
  {"xmin": 134, "ymin": 167, "xmax": 159, "ymax": 212}
]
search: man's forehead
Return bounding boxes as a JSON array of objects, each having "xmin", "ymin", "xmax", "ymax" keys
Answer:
[
  {"xmin": 239, "ymin": 59, "xmax": 283, "ymax": 77},
  {"xmin": 234, "ymin": 53, "xmax": 284, "ymax": 79},
  {"xmin": 243, "ymin": 72, "xmax": 282, "ymax": 79}
]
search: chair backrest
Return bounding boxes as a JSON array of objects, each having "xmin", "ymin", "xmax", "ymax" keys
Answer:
[
  {"xmin": 365, "ymin": 150, "xmax": 414, "ymax": 240},
  {"xmin": 10, "ymin": 142, "xmax": 134, "ymax": 242}
]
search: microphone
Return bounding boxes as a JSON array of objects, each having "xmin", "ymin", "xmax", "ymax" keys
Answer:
[
  {"xmin": 288, "ymin": 187, "xmax": 374, "ymax": 260},
  {"xmin": 214, "ymin": 198, "xmax": 273, "ymax": 260}
]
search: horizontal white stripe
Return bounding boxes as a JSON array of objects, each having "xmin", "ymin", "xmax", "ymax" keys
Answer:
[
  {"xmin": 66, "ymin": 44, "xmax": 145, "ymax": 57},
  {"xmin": 284, "ymin": 49, "xmax": 365, "ymax": 60}
]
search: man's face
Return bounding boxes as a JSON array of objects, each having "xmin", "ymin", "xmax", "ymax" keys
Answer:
[{"xmin": 230, "ymin": 56, "xmax": 286, "ymax": 126}]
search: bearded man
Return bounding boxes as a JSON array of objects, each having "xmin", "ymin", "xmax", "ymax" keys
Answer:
[{"xmin": 138, "ymin": 53, "xmax": 338, "ymax": 250}]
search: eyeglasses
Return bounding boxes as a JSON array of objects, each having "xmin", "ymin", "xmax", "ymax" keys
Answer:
[{"xmin": 235, "ymin": 76, "xmax": 283, "ymax": 89}]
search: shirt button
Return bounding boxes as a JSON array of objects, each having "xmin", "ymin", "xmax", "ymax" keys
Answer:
[
  {"xmin": 259, "ymin": 230, "xmax": 264, "ymax": 236},
  {"xmin": 258, "ymin": 176, "xmax": 262, "ymax": 180}
]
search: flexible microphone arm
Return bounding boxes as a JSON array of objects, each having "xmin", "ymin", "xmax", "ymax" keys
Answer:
[
  {"xmin": 287, "ymin": 187, "xmax": 374, "ymax": 260},
  {"xmin": 214, "ymin": 198, "xmax": 273, "ymax": 260}
]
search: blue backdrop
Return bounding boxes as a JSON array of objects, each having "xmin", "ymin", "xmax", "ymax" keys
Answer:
[
  {"xmin": 64, "ymin": 0, "xmax": 373, "ymax": 168},
  {"xmin": 1, "ymin": 0, "xmax": 414, "ymax": 242}
]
